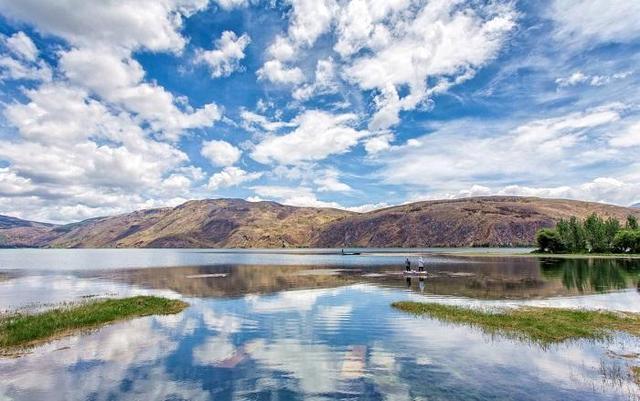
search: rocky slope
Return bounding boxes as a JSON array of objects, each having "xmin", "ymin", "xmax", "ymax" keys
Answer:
[
  {"xmin": 0, "ymin": 215, "xmax": 58, "ymax": 247},
  {"xmin": 1, "ymin": 196, "xmax": 639, "ymax": 248}
]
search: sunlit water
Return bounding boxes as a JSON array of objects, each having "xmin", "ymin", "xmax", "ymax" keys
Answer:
[{"xmin": 1, "ymin": 249, "xmax": 640, "ymax": 400}]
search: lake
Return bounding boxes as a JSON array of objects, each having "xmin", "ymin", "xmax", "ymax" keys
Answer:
[{"xmin": 1, "ymin": 249, "xmax": 639, "ymax": 400}]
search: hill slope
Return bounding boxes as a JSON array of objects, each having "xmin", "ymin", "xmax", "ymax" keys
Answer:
[
  {"xmin": 1, "ymin": 197, "xmax": 639, "ymax": 248},
  {"xmin": 313, "ymin": 197, "xmax": 640, "ymax": 247},
  {"xmin": 0, "ymin": 215, "xmax": 57, "ymax": 247}
]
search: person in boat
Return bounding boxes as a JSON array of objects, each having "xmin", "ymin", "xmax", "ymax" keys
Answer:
[
  {"xmin": 405, "ymin": 257, "xmax": 411, "ymax": 272},
  {"xmin": 418, "ymin": 256, "xmax": 425, "ymax": 272}
]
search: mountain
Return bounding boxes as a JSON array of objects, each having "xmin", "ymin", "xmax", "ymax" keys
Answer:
[
  {"xmin": 0, "ymin": 215, "xmax": 58, "ymax": 248},
  {"xmin": 632, "ymin": 203, "xmax": 640, "ymax": 209},
  {"xmin": 1, "ymin": 196, "xmax": 639, "ymax": 248}
]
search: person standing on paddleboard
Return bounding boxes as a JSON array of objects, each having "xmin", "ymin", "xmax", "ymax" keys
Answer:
[
  {"xmin": 405, "ymin": 257, "xmax": 411, "ymax": 272},
  {"xmin": 418, "ymin": 256, "xmax": 425, "ymax": 272}
]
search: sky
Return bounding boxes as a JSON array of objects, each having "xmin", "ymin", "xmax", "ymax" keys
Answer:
[{"xmin": 0, "ymin": 0, "xmax": 639, "ymax": 223}]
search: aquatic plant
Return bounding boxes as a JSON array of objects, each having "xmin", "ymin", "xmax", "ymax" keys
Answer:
[
  {"xmin": 0, "ymin": 296, "xmax": 188, "ymax": 353},
  {"xmin": 392, "ymin": 301, "xmax": 640, "ymax": 345}
]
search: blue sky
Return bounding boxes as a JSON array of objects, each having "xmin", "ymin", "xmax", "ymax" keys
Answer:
[{"xmin": 0, "ymin": 0, "xmax": 639, "ymax": 223}]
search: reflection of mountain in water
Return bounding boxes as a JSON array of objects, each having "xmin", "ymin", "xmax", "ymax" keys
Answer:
[
  {"xmin": 93, "ymin": 257, "xmax": 640, "ymax": 301},
  {"xmin": 98, "ymin": 264, "xmax": 361, "ymax": 298},
  {"xmin": 541, "ymin": 259, "xmax": 640, "ymax": 293}
]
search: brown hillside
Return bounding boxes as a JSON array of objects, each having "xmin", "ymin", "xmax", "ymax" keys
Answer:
[{"xmin": 1, "ymin": 196, "xmax": 639, "ymax": 248}]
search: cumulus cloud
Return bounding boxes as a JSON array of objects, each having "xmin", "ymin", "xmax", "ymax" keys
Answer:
[
  {"xmin": 0, "ymin": 0, "xmax": 209, "ymax": 51},
  {"xmin": 343, "ymin": 1, "xmax": 516, "ymax": 130},
  {"xmin": 313, "ymin": 169, "xmax": 352, "ymax": 193},
  {"xmin": 195, "ymin": 31, "xmax": 251, "ymax": 78},
  {"xmin": 257, "ymin": 59, "xmax": 304, "ymax": 84},
  {"xmin": 292, "ymin": 57, "xmax": 339, "ymax": 101},
  {"xmin": 201, "ymin": 140, "xmax": 242, "ymax": 167},
  {"xmin": 251, "ymin": 110, "xmax": 370, "ymax": 164},
  {"xmin": 0, "ymin": 1, "xmax": 219, "ymax": 222},
  {"xmin": 208, "ymin": 167, "xmax": 262, "ymax": 190},
  {"xmin": 215, "ymin": 0, "xmax": 249, "ymax": 10},
  {"xmin": 5, "ymin": 31, "xmax": 38, "ymax": 61},
  {"xmin": 257, "ymin": 0, "xmax": 337, "ymax": 84},
  {"xmin": 0, "ymin": 31, "xmax": 51, "ymax": 81},
  {"xmin": 0, "ymin": 82, "xmax": 200, "ymax": 222},
  {"xmin": 60, "ymin": 47, "xmax": 221, "ymax": 141}
]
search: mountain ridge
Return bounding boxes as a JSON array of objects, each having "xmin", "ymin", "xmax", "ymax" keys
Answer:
[{"xmin": 2, "ymin": 196, "xmax": 639, "ymax": 248}]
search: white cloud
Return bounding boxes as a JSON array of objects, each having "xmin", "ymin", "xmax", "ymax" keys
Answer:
[
  {"xmin": 215, "ymin": 0, "xmax": 249, "ymax": 10},
  {"xmin": 251, "ymin": 110, "xmax": 370, "ymax": 164},
  {"xmin": 0, "ymin": 167, "xmax": 35, "ymax": 196},
  {"xmin": 550, "ymin": 0, "xmax": 640, "ymax": 46},
  {"xmin": 207, "ymin": 166, "xmax": 262, "ymax": 190},
  {"xmin": 195, "ymin": 31, "xmax": 251, "ymax": 78},
  {"xmin": 60, "ymin": 47, "xmax": 222, "ymax": 141},
  {"xmin": 5, "ymin": 31, "xmax": 38, "ymax": 61},
  {"xmin": 251, "ymin": 185, "xmax": 343, "ymax": 208},
  {"xmin": 0, "ymin": 54, "xmax": 51, "ymax": 81},
  {"xmin": 378, "ymin": 104, "xmax": 624, "ymax": 188},
  {"xmin": 0, "ymin": 31, "xmax": 51, "ymax": 81},
  {"xmin": 240, "ymin": 110, "xmax": 294, "ymax": 132},
  {"xmin": 257, "ymin": 0, "xmax": 337, "ymax": 85},
  {"xmin": 0, "ymin": 0, "xmax": 209, "ymax": 51},
  {"xmin": 556, "ymin": 70, "xmax": 633, "ymax": 87},
  {"xmin": 341, "ymin": 1, "xmax": 516, "ymax": 131},
  {"xmin": 201, "ymin": 139, "xmax": 242, "ymax": 167},
  {"xmin": 609, "ymin": 121, "xmax": 640, "ymax": 148},
  {"xmin": 256, "ymin": 59, "xmax": 304, "ymax": 84},
  {"xmin": 435, "ymin": 178, "xmax": 640, "ymax": 207},
  {"xmin": 344, "ymin": 202, "xmax": 389, "ymax": 213},
  {"xmin": 286, "ymin": 0, "xmax": 337, "ymax": 47},
  {"xmin": 314, "ymin": 169, "xmax": 351, "ymax": 192},
  {"xmin": 363, "ymin": 132, "xmax": 394, "ymax": 154},
  {"xmin": 292, "ymin": 57, "xmax": 339, "ymax": 101},
  {"xmin": 0, "ymin": 82, "xmax": 204, "ymax": 223}
]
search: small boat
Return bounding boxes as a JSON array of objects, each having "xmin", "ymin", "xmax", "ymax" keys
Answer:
[
  {"xmin": 340, "ymin": 249, "xmax": 361, "ymax": 255},
  {"xmin": 403, "ymin": 270, "xmax": 428, "ymax": 277}
]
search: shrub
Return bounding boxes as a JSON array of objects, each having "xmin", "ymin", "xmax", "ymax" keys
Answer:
[{"xmin": 536, "ymin": 228, "xmax": 565, "ymax": 253}]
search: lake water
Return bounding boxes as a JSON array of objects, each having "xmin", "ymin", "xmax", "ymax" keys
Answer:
[{"xmin": 1, "ymin": 249, "xmax": 640, "ymax": 400}]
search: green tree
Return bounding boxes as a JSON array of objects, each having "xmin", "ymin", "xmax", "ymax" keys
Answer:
[
  {"xmin": 536, "ymin": 228, "xmax": 565, "ymax": 253},
  {"xmin": 612, "ymin": 230, "xmax": 640, "ymax": 253},
  {"xmin": 626, "ymin": 215, "xmax": 639, "ymax": 230},
  {"xmin": 603, "ymin": 217, "xmax": 621, "ymax": 250},
  {"xmin": 584, "ymin": 213, "xmax": 607, "ymax": 252}
]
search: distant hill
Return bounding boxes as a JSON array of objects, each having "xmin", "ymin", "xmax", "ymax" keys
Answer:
[
  {"xmin": 632, "ymin": 203, "xmax": 640, "ymax": 209},
  {"xmin": 0, "ymin": 215, "xmax": 57, "ymax": 248},
  {"xmin": 1, "ymin": 196, "xmax": 639, "ymax": 248}
]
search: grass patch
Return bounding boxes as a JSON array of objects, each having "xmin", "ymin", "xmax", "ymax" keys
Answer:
[
  {"xmin": 391, "ymin": 301, "xmax": 640, "ymax": 345},
  {"xmin": 632, "ymin": 367, "xmax": 640, "ymax": 386},
  {"xmin": 0, "ymin": 296, "xmax": 188, "ymax": 353}
]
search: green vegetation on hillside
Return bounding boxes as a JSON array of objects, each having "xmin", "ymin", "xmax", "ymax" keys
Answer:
[
  {"xmin": 391, "ymin": 301, "xmax": 640, "ymax": 345},
  {"xmin": 0, "ymin": 296, "xmax": 188, "ymax": 352},
  {"xmin": 536, "ymin": 214, "xmax": 640, "ymax": 254}
]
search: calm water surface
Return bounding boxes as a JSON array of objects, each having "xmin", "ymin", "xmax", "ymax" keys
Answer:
[{"xmin": 1, "ymin": 249, "xmax": 639, "ymax": 400}]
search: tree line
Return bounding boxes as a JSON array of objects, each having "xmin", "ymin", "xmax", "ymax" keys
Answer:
[{"xmin": 536, "ymin": 214, "xmax": 640, "ymax": 254}]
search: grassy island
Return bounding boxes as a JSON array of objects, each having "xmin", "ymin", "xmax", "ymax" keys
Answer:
[
  {"xmin": 392, "ymin": 301, "xmax": 640, "ymax": 345},
  {"xmin": 0, "ymin": 296, "xmax": 188, "ymax": 353}
]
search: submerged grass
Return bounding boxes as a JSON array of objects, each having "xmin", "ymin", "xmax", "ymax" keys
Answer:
[
  {"xmin": 391, "ymin": 301, "xmax": 640, "ymax": 345},
  {"xmin": 0, "ymin": 296, "xmax": 188, "ymax": 352}
]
